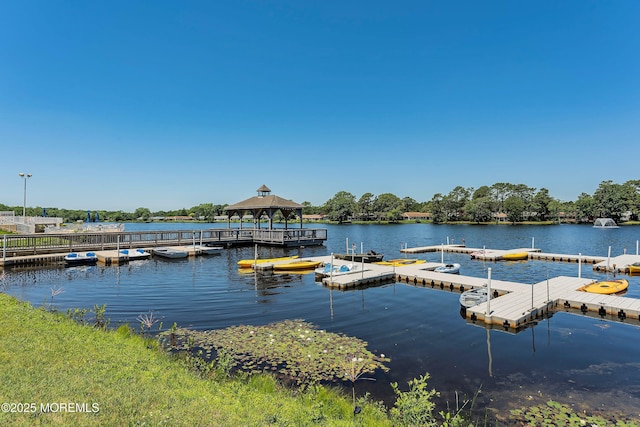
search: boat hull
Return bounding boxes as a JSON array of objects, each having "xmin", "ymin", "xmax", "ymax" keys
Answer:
[
  {"xmin": 64, "ymin": 252, "xmax": 98, "ymax": 266},
  {"xmin": 272, "ymin": 260, "xmax": 322, "ymax": 271},
  {"xmin": 333, "ymin": 252, "xmax": 384, "ymax": 263},
  {"xmin": 375, "ymin": 259, "xmax": 426, "ymax": 267},
  {"xmin": 435, "ymin": 263, "xmax": 461, "ymax": 274},
  {"xmin": 237, "ymin": 255, "xmax": 298, "ymax": 268},
  {"xmin": 501, "ymin": 252, "xmax": 529, "ymax": 261},
  {"xmin": 152, "ymin": 247, "xmax": 188, "ymax": 259}
]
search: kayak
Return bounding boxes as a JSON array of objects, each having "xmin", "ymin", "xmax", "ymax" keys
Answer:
[
  {"xmin": 272, "ymin": 260, "xmax": 322, "ymax": 270},
  {"xmin": 501, "ymin": 252, "xmax": 529, "ymax": 261},
  {"xmin": 237, "ymin": 255, "xmax": 298, "ymax": 268},
  {"xmin": 580, "ymin": 279, "xmax": 629, "ymax": 295},
  {"xmin": 375, "ymin": 259, "xmax": 426, "ymax": 267}
]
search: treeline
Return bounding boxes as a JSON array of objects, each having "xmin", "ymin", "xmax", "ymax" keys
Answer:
[
  {"xmin": 317, "ymin": 180, "xmax": 640, "ymax": 224},
  {"xmin": 2, "ymin": 180, "xmax": 638, "ymax": 224}
]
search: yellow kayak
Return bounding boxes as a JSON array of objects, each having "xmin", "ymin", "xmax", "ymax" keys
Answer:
[
  {"xmin": 237, "ymin": 255, "xmax": 298, "ymax": 268},
  {"xmin": 375, "ymin": 259, "xmax": 426, "ymax": 267},
  {"xmin": 501, "ymin": 252, "xmax": 529, "ymax": 261},
  {"xmin": 272, "ymin": 260, "xmax": 322, "ymax": 270},
  {"xmin": 628, "ymin": 263, "xmax": 640, "ymax": 275},
  {"xmin": 580, "ymin": 279, "xmax": 629, "ymax": 295}
]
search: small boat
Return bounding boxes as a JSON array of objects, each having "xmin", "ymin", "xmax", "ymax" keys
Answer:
[
  {"xmin": 193, "ymin": 245, "xmax": 223, "ymax": 255},
  {"xmin": 435, "ymin": 263, "xmax": 461, "ymax": 274},
  {"xmin": 628, "ymin": 262, "xmax": 640, "ymax": 275},
  {"xmin": 333, "ymin": 251, "xmax": 384, "ymax": 263},
  {"xmin": 501, "ymin": 252, "xmax": 529, "ymax": 261},
  {"xmin": 580, "ymin": 279, "xmax": 628, "ymax": 295},
  {"xmin": 152, "ymin": 247, "xmax": 188, "ymax": 259},
  {"xmin": 470, "ymin": 250, "xmax": 493, "ymax": 259},
  {"xmin": 593, "ymin": 218, "xmax": 619, "ymax": 229},
  {"xmin": 459, "ymin": 287, "xmax": 489, "ymax": 308},
  {"xmin": 120, "ymin": 249, "xmax": 151, "ymax": 260},
  {"xmin": 375, "ymin": 259, "xmax": 426, "ymax": 267},
  {"xmin": 314, "ymin": 263, "xmax": 363, "ymax": 276},
  {"xmin": 237, "ymin": 255, "xmax": 298, "ymax": 268},
  {"xmin": 272, "ymin": 260, "xmax": 322, "ymax": 271},
  {"xmin": 64, "ymin": 252, "xmax": 98, "ymax": 266}
]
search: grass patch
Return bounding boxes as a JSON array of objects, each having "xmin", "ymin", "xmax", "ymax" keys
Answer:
[{"xmin": 0, "ymin": 294, "xmax": 391, "ymax": 426}]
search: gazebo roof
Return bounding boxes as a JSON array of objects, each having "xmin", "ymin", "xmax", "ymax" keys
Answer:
[{"xmin": 224, "ymin": 186, "xmax": 303, "ymax": 211}]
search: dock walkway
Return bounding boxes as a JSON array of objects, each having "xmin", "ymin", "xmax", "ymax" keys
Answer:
[{"xmin": 303, "ymin": 256, "xmax": 640, "ymax": 332}]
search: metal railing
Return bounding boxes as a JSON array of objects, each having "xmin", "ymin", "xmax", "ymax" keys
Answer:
[{"xmin": 1, "ymin": 228, "xmax": 327, "ymax": 258}]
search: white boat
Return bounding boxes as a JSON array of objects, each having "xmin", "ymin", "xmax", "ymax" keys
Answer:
[
  {"xmin": 314, "ymin": 263, "xmax": 362, "ymax": 276},
  {"xmin": 593, "ymin": 218, "xmax": 618, "ymax": 228},
  {"xmin": 435, "ymin": 263, "xmax": 461, "ymax": 274},
  {"xmin": 64, "ymin": 252, "xmax": 98, "ymax": 266},
  {"xmin": 120, "ymin": 249, "xmax": 151, "ymax": 260},
  {"xmin": 152, "ymin": 247, "xmax": 188, "ymax": 259},
  {"xmin": 459, "ymin": 287, "xmax": 489, "ymax": 308},
  {"xmin": 194, "ymin": 245, "xmax": 222, "ymax": 255}
]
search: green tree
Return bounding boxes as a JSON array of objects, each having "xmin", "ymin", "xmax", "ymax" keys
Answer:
[
  {"xmin": 373, "ymin": 193, "xmax": 403, "ymax": 220},
  {"xmin": 323, "ymin": 191, "xmax": 357, "ymax": 223},
  {"xmin": 134, "ymin": 207, "xmax": 152, "ymax": 221},
  {"xmin": 532, "ymin": 188, "xmax": 554, "ymax": 221},
  {"xmin": 592, "ymin": 180, "xmax": 632, "ymax": 222},
  {"xmin": 464, "ymin": 197, "xmax": 492, "ymax": 223},
  {"xmin": 357, "ymin": 192, "xmax": 375, "ymax": 221},
  {"xmin": 504, "ymin": 196, "xmax": 525, "ymax": 223}
]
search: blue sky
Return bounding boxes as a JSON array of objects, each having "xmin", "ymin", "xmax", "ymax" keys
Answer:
[{"xmin": 1, "ymin": 1, "xmax": 638, "ymax": 211}]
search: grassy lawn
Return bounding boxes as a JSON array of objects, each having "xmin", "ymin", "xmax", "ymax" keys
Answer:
[{"xmin": 0, "ymin": 294, "xmax": 391, "ymax": 426}]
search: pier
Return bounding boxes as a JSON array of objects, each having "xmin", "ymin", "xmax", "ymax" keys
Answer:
[
  {"xmin": 400, "ymin": 244, "xmax": 640, "ymax": 273},
  {"xmin": 0, "ymin": 228, "xmax": 327, "ymax": 268},
  {"xmin": 301, "ymin": 254, "xmax": 640, "ymax": 333}
]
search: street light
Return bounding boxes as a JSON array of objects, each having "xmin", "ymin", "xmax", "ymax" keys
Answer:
[{"xmin": 19, "ymin": 172, "xmax": 32, "ymax": 219}]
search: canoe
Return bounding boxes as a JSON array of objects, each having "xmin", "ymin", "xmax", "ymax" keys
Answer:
[
  {"xmin": 501, "ymin": 252, "xmax": 529, "ymax": 261},
  {"xmin": 152, "ymin": 247, "xmax": 188, "ymax": 259},
  {"xmin": 628, "ymin": 263, "xmax": 640, "ymax": 274},
  {"xmin": 237, "ymin": 255, "xmax": 298, "ymax": 268},
  {"xmin": 459, "ymin": 287, "xmax": 489, "ymax": 308},
  {"xmin": 272, "ymin": 260, "xmax": 322, "ymax": 270},
  {"xmin": 435, "ymin": 263, "xmax": 461, "ymax": 274},
  {"xmin": 375, "ymin": 259, "xmax": 426, "ymax": 267},
  {"xmin": 580, "ymin": 279, "xmax": 629, "ymax": 295}
]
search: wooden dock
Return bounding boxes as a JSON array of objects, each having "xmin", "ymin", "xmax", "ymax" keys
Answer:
[{"xmin": 1, "ymin": 228, "xmax": 326, "ymax": 268}]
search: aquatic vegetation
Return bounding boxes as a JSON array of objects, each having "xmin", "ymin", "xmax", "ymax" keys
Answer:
[
  {"xmin": 163, "ymin": 319, "xmax": 390, "ymax": 387},
  {"xmin": 509, "ymin": 400, "xmax": 640, "ymax": 426}
]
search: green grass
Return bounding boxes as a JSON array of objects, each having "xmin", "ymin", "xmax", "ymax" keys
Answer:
[{"xmin": 0, "ymin": 294, "xmax": 391, "ymax": 426}]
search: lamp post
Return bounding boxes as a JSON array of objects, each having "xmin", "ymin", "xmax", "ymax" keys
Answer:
[{"xmin": 19, "ymin": 172, "xmax": 32, "ymax": 220}]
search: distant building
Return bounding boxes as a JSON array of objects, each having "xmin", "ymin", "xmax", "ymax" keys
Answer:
[
  {"xmin": 302, "ymin": 214, "xmax": 327, "ymax": 221},
  {"xmin": 402, "ymin": 212, "xmax": 432, "ymax": 221}
]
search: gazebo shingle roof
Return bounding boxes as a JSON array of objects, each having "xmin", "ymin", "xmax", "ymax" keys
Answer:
[{"xmin": 224, "ymin": 194, "xmax": 303, "ymax": 211}]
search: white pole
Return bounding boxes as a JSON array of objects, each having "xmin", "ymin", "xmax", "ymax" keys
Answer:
[
  {"xmin": 578, "ymin": 252, "xmax": 582, "ymax": 278},
  {"xmin": 532, "ymin": 237, "xmax": 535, "ymax": 249},
  {"xmin": 607, "ymin": 246, "xmax": 611, "ymax": 270},
  {"xmin": 636, "ymin": 240, "xmax": 639, "ymax": 256},
  {"xmin": 447, "ymin": 236, "xmax": 450, "ymax": 245},
  {"xmin": 487, "ymin": 268, "xmax": 492, "ymax": 316},
  {"xmin": 254, "ymin": 244, "xmax": 258, "ymax": 267},
  {"xmin": 330, "ymin": 253, "xmax": 334, "ymax": 282},
  {"xmin": 361, "ymin": 242, "xmax": 363, "ymax": 254},
  {"xmin": 441, "ymin": 243, "xmax": 444, "ymax": 264},
  {"xmin": 361, "ymin": 254, "xmax": 364, "ymax": 279},
  {"xmin": 346, "ymin": 237, "xmax": 349, "ymax": 253}
]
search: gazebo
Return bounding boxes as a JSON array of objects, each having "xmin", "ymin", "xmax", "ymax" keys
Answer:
[{"xmin": 223, "ymin": 185, "xmax": 304, "ymax": 229}]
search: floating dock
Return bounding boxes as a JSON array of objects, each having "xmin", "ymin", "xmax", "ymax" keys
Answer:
[{"xmin": 303, "ymin": 255, "xmax": 640, "ymax": 332}]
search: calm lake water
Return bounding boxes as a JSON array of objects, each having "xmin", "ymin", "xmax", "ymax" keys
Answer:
[{"xmin": 3, "ymin": 222, "xmax": 640, "ymax": 421}]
